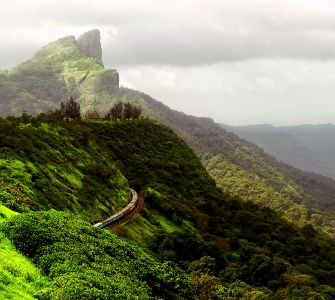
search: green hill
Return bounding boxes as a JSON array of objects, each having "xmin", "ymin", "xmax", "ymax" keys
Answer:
[
  {"xmin": 0, "ymin": 30, "xmax": 118, "ymax": 117},
  {"xmin": 0, "ymin": 205, "xmax": 49, "ymax": 300},
  {"xmin": 1, "ymin": 117, "xmax": 335, "ymax": 299},
  {"xmin": 0, "ymin": 117, "xmax": 129, "ymax": 221},
  {"xmin": 105, "ymin": 88, "xmax": 335, "ymax": 236}
]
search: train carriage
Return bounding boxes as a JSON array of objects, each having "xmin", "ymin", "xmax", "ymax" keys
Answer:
[{"xmin": 93, "ymin": 188, "xmax": 139, "ymax": 228}]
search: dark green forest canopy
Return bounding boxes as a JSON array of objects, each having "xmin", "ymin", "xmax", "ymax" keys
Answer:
[
  {"xmin": 1, "ymin": 117, "xmax": 335, "ymax": 299},
  {"xmin": 110, "ymin": 88, "xmax": 335, "ymax": 236}
]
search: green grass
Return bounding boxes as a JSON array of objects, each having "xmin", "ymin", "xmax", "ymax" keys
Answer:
[
  {"xmin": 0, "ymin": 205, "xmax": 49, "ymax": 300},
  {"xmin": 157, "ymin": 215, "xmax": 180, "ymax": 233}
]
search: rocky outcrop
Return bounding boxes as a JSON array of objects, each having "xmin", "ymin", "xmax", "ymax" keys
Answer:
[
  {"xmin": 77, "ymin": 29, "xmax": 103, "ymax": 65},
  {"xmin": 93, "ymin": 69, "xmax": 119, "ymax": 93},
  {"xmin": 80, "ymin": 69, "xmax": 119, "ymax": 94}
]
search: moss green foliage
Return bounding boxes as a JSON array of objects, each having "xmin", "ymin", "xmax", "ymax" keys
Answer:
[
  {"xmin": 202, "ymin": 154, "xmax": 335, "ymax": 235},
  {"xmin": 0, "ymin": 205, "xmax": 49, "ymax": 299},
  {"xmin": 4, "ymin": 210, "xmax": 190, "ymax": 299},
  {"xmin": 0, "ymin": 117, "xmax": 129, "ymax": 222}
]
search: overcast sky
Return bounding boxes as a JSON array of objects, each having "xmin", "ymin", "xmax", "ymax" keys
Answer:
[{"xmin": 1, "ymin": 0, "xmax": 335, "ymax": 125}]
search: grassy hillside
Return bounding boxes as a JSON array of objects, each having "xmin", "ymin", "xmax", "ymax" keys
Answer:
[
  {"xmin": 0, "ymin": 34, "xmax": 118, "ymax": 117},
  {"xmin": 2, "ymin": 117, "xmax": 335, "ymax": 298},
  {"xmin": 4, "ymin": 210, "xmax": 192, "ymax": 300},
  {"xmin": 0, "ymin": 117, "xmax": 129, "ymax": 222}
]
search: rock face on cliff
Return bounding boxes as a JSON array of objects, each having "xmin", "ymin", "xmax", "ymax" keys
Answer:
[{"xmin": 77, "ymin": 29, "xmax": 103, "ymax": 65}]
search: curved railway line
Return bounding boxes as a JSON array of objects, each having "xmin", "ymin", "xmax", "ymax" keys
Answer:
[{"xmin": 93, "ymin": 188, "xmax": 143, "ymax": 228}]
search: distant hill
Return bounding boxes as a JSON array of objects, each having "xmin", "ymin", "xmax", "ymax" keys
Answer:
[{"xmin": 222, "ymin": 124, "xmax": 335, "ymax": 179}]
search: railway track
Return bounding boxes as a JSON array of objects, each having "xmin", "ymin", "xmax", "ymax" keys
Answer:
[{"xmin": 93, "ymin": 188, "xmax": 143, "ymax": 228}]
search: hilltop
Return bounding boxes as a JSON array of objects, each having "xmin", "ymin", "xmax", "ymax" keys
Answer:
[{"xmin": 0, "ymin": 29, "xmax": 118, "ymax": 117}]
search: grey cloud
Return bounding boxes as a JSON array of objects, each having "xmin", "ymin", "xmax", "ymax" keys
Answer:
[
  {"xmin": 2, "ymin": 0, "xmax": 335, "ymax": 68},
  {"xmin": 118, "ymin": 59, "xmax": 335, "ymax": 125}
]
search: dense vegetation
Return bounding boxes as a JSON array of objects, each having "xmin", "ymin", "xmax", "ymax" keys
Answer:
[
  {"xmin": 0, "ymin": 116, "xmax": 129, "ymax": 221},
  {"xmin": 4, "ymin": 210, "xmax": 191, "ymax": 299},
  {"xmin": 2, "ymin": 117, "xmax": 335, "ymax": 298},
  {"xmin": 106, "ymin": 88, "xmax": 335, "ymax": 236}
]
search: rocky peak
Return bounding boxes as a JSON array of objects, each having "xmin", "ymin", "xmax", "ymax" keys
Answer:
[{"xmin": 77, "ymin": 29, "xmax": 103, "ymax": 65}]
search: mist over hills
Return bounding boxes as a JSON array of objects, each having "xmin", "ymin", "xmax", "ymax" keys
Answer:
[
  {"xmin": 2, "ymin": 29, "xmax": 335, "ymax": 298},
  {"xmin": 222, "ymin": 123, "xmax": 335, "ymax": 179}
]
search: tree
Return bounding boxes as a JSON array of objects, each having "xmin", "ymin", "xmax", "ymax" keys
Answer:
[
  {"xmin": 106, "ymin": 102, "xmax": 142, "ymax": 121},
  {"xmin": 60, "ymin": 97, "xmax": 81, "ymax": 120},
  {"xmin": 106, "ymin": 101, "xmax": 123, "ymax": 121},
  {"xmin": 84, "ymin": 110, "xmax": 100, "ymax": 120},
  {"xmin": 123, "ymin": 103, "xmax": 132, "ymax": 120},
  {"xmin": 131, "ymin": 105, "xmax": 142, "ymax": 119}
]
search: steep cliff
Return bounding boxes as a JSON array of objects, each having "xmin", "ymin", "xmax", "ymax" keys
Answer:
[{"xmin": 77, "ymin": 29, "xmax": 103, "ymax": 65}]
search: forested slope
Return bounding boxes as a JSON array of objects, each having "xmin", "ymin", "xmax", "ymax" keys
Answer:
[
  {"xmin": 107, "ymin": 88, "xmax": 335, "ymax": 235},
  {"xmin": 1, "ymin": 117, "xmax": 335, "ymax": 298}
]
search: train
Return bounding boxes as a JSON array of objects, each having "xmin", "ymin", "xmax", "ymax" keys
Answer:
[{"xmin": 93, "ymin": 188, "xmax": 138, "ymax": 228}]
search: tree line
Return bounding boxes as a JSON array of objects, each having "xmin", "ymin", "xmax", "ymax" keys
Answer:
[{"xmin": 24, "ymin": 97, "xmax": 142, "ymax": 122}]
